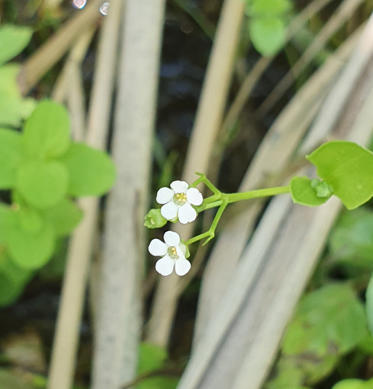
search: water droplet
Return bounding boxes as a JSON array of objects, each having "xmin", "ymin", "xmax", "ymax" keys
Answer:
[
  {"xmin": 72, "ymin": 0, "xmax": 87, "ymax": 9},
  {"xmin": 99, "ymin": 1, "xmax": 110, "ymax": 15}
]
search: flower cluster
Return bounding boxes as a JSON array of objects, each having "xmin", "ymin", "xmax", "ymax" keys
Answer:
[{"xmin": 147, "ymin": 180, "xmax": 203, "ymax": 277}]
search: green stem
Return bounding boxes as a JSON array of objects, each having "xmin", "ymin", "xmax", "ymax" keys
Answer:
[{"xmin": 225, "ymin": 185, "xmax": 290, "ymax": 203}]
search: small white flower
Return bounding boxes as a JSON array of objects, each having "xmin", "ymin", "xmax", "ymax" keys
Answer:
[
  {"xmin": 148, "ymin": 231, "xmax": 191, "ymax": 276},
  {"xmin": 156, "ymin": 180, "xmax": 203, "ymax": 224}
]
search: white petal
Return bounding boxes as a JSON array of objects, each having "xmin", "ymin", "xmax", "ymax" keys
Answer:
[
  {"xmin": 164, "ymin": 231, "xmax": 180, "ymax": 246},
  {"xmin": 156, "ymin": 187, "xmax": 174, "ymax": 204},
  {"xmin": 175, "ymin": 258, "xmax": 191, "ymax": 276},
  {"xmin": 155, "ymin": 256, "xmax": 175, "ymax": 276},
  {"xmin": 170, "ymin": 180, "xmax": 188, "ymax": 193},
  {"xmin": 161, "ymin": 202, "xmax": 178, "ymax": 220},
  {"xmin": 187, "ymin": 187, "xmax": 203, "ymax": 206},
  {"xmin": 148, "ymin": 239, "xmax": 167, "ymax": 256},
  {"xmin": 178, "ymin": 203, "xmax": 197, "ymax": 224}
]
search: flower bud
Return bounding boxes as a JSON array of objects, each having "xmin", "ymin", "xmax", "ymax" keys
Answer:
[{"xmin": 144, "ymin": 209, "xmax": 167, "ymax": 229}]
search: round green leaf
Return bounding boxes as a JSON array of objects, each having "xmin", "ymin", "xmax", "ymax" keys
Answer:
[
  {"xmin": 42, "ymin": 199, "xmax": 83, "ymax": 236},
  {"xmin": 23, "ymin": 100, "xmax": 71, "ymax": 158},
  {"xmin": 0, "ymin": 24, "xmax": 32, "ymax": 66},
  {"xmin": 0, "ymin": 128, "xmax": 22, "ymax": 189},
  {"xmin": 60, "ymin": 143, "xmax": 116, "ymax": 197},
  {"xmin": 6, "ymin": 221, "xmax": 55, "ymax": 269},
  {"xmin": 247, "ymin": 0, "xmax": 292, "ymax": 16},
  {"xmin": 249, "ymin": 16, "xmax": 287, "ymax": 56},
  {"xmin": 16, "ymin": 161, "xmax": 68, "ymax": 209},
  {"xmin": 0, "ymin": 205, "xmax": 16, "ymax": 245},
  {"xmin": 290, "ymin": 176, "xmax": 331, "ymax": 207},
  {"xmin": 332, "ymin": 379, "xmax": 373, "ymax": 389},
  {"xmin": 18, "ymin": 207, "xmax": 43, "ymax": 233},
  {"xmin": 307, "ymin": 141, "xmax": 373, "ymax": 210}
]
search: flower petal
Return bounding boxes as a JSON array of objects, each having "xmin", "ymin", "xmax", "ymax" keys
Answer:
[
  {"xmin": 187, "ymin": 187, "xmax": 203, "ymax": 206},
  {"xmin": 175, "ymin": 258, "xmax": 191, "ymax": 276},
  {"xmin": 161, "ymin": 201, "xmax": 178, "ymax": 220},
  {"xmin": 164, "ymin": 231, "xmax": 180, "ymax": 246},
  {"xmin": 178, "ymin": 203, "xmax": 197, "ymax": 224},
  {"xmin": 170, "ymin": 180, "xmax": 188, "ymax": 193},
  {"xmin": 156, "ymin": 187, "xmax": 174, "ymax": 204},
  {"xmin": 148, "ymin": 239, "xmax": 167, "ymax": 256},
  {"xmin": 155, "ymin": 255, "xmax": 174, "ymax": 276}
]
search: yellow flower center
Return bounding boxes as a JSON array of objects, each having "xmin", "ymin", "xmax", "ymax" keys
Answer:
[
  {"xmin": 173, "ymin": 192, "xmax": 187, "ymax": 206},
  {"xmin": 167, "ymin": 246, "xmax": 179, "ymax": 259}
]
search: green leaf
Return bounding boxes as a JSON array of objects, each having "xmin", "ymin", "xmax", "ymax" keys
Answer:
[
  {"xmin": 307, "ymin": 141, "xmax": 373, "ymax": 210},
  {"xmin": 290, "ymin": 176, "xmax": 331, "ymax": 207},
  {"xmin": 16, "ymin": 161, "xmax": 68, "ymax": 209},
  {"xmin": 0, "ymin": 205, "xmax": 16, "ymax": 245},
  {"xmin": 0, "ymin": 25, "xmax": 32, "ymax": 66},
  {"xmin": 248, "ymin": 0, "xmax": 292, "ymax": 16},
  {"xmin": 0, "ymin": 128, "xmax": 22, "ymax": 189},
  {"xmin": 329, "ymin": 209, "xmax": 373, "ymax": 269},
  {"xmin": 144, "ymin": 209, "xmax": 167, "ymax": 229},
  {"xmin": 249, "ymin": 17, "xmax": 287, "ymax": 56},
  {"xmin": 6, "ymin": 218, "xmax": 55, "ymax": 269},
  {"xmin": 18, "ymin": 207, "xmax": 43, "ymax": 233},
  {"xmin": 42, "ymin": 199, "xmax": 83, "ymax": 236},
  {"xmin": 23, "ymin": 100, "xmax": 71, "ymax": 158},
  {"xmin": 0, "ymin": 65, "xmax": 35, "ymax": 127},
  {"xmin": 136, "ymin": 343, "xmax": 178, "ymax": 389},
  {"xmin": 366, "ymin": 274, "xmax": 373, "ymax": 336},
  {"xmin": 0, "ymin": 252, "xmax": 32, "ymax": 307},
  {"xmin": 60, "ymin": 143, "xmax": 116, "ymax": 197},
  {"xmin": 332, "ymin": 379, "xmax": 373, "ymax": 389},
  {"xmin": 283, "ymin": 284, "xmax": 367, "ymax": 356}
]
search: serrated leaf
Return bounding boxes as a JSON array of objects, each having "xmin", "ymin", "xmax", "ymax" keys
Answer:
[
  {"xmin": 0, "ymin": 65, "xmax": 35, "ymax": 127},
  {"xmin": 6, "ymin": 219, "xmax": 55, "ymax": 269},
  {"xmin": 42, "ymin": 199, "xmax": 83, "ymax": 236},
  {"xmin": 249, "ymin": 16, "xmax": 286, "ymax": 56},
  {"xmin": 0, "ymin": 252, "xmax": 32, "ymax": 306},
  {"xmin": 290, "ymin": 176, "xmax": 331, "ymax": 207},
  {"xmin": 59, "ymin": 143, "xmax": 116, "ymax": 197},
  {"xmin": 307, "ymin": 141, "xmax": 373, "ymax": 210},
  {"xmin": 16, "ymin": 161, "xmax": 68, "ymax": 209},
  {"xmin": 0, "ymin": 24, "xmax": 32, "ymax": 66},
  {"xmin": 248, "ymin": 0, "xmax": 292, "ymax": 16},
  {"xmin": 332, "ymin": 379, "xmax": 373, "ymax": 389},
  {"xmin": 0, "ymin": 128, "xmax": 22, "ymax": 188},
  {"xmin": 23, "ymin": 100, "xmax": 70, "ymax": 158}
]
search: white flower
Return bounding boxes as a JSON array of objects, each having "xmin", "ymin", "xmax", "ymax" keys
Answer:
[
  {"xmin": 156, "ymin": 180, "xmax": 203, "ymax": 224},
  {"xmin": 148, "ymin": 231, "xmax": 191, "ymax": 276}
]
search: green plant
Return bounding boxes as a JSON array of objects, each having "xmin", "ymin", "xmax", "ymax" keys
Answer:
[
  {"xmin": 244, "ymin": 0, "xmax": 292, "ymax": 56},
  {"xmin": 0, "ymin": 100, "xmax": 115, "ymax": 305}
]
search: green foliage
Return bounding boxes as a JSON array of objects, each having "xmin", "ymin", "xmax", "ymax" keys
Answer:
[
  {"xmin": 0, "ymin": 128, "xmax": 22, "ymax": 188},
  {"xmin": 332, "ymin": 379, "xmax": 373, "ymax": 389},
  {"xmin": 290, "ymin": 176, "xmax": 331, "ymax": 207},
  {"xmin": 245, "ymin": 0, "xmax": 291, "ymax": 56},
  {"xmin": 329, "ymin": 208, "xmax": 373, "ymax": 271},
  {"xmin": 307, "ymin": 141, "xmax": 373, "ymax": 210},
  {"xmin": 60, "ymin": 143, "xmax": 116, "ymax": 196},
  {"xmin": 0, "ymin": 24, "xmax": 35, "ymax": 127},
  {"xmin": 23, "ymin": 100, "xmax": 71, "ymax": 158},
  {"xmin": 0, "ymin": 24, "xmax": 32, "ymax": 66},
  {"xmin": 136, "ymin": 343, "xmax": 178, "ymax": 389},
  {"xmin": 267, "ymin": 284, "xmax": 368, "ymax": 388},
  {"xmin": 0, "ymin": 99, "xmax": 115, "ymax": 303}
]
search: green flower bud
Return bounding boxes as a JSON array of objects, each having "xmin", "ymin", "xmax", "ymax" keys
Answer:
[
  {"xmin": 310, "ymin": 179, "xmax": 333, "ymax": 198},
  {"xmin": 144, "ymin": 209, "xmax": 167, "ymax": 229}
]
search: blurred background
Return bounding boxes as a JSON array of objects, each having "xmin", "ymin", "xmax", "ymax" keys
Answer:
[{"xmin": 1, "ymin": 0, "xmax": 373, "ymax": 388}]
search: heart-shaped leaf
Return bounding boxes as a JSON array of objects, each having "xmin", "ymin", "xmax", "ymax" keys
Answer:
[
  {"xmin": 23, "ymin": 100, "xmax": 70, "ymax": 158},
  {"xmin": 59, "ymin": 143, "xmax": 116, "ymax": 197},
  {"xmin": 16, "ymin": 161, "xmax": 68, "ymax": 209},
  {"xmin": 0, "ymin": 24, "xmax": 32, "ymax": 66},
  {"xmin": 307, "ymin": 141, "xmax": 373, "ymax": 210}
]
